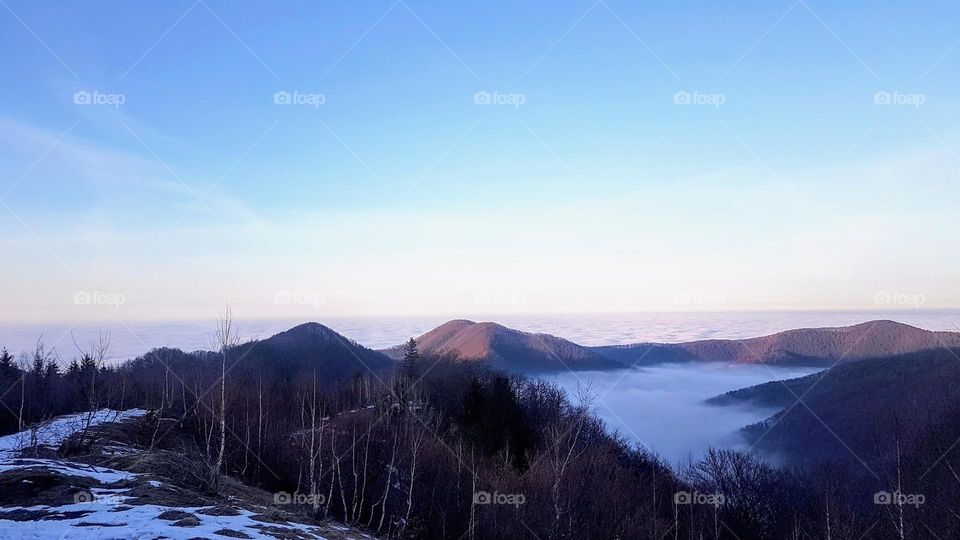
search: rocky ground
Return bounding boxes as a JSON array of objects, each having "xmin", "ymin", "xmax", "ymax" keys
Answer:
[{"xmin": 0, "ymin": 409, "xmax": 375, "ymax": 540}]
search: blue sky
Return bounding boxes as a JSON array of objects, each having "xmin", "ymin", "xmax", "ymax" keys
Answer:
[{"xmin": 1, "ymin": 0, "xmax": 958, "ymax": 321}]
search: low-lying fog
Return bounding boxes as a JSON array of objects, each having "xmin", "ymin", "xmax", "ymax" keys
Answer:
[{"xmin": 543, "ymin": 363, "xmax": 821, "ymax": 466}]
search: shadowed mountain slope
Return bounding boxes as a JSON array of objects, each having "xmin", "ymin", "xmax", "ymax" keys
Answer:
[
  {"xmin": 229, "ymin": 322, "xmax": 394, "ymax": 382},
  {"xmin": 707, "ymin": 348, "xmax": 960, "ymax": 467}
]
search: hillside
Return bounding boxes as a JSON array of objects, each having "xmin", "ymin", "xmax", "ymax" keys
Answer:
[
  {"xmin": 707, "ymin": 348, "xmax": 960, "ymax": 467},
  {"xmin": 592, "ymin": 320, "xmax": 960, "ymax": 366},
  {"xmin": 0, "ymin": 409, "xmax": 371, "ymax": 539},
  {"xmin": 387, "ymin": 319, "xmax": 625, "ymax": 373},
  {"xmin": 230, "ymin": 322, "xmax": 394, "ymax": 382}
]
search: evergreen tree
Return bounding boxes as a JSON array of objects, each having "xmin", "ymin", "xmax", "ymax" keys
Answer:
[
  {"xmin": 44, "ymin": 360, "xmax": 60, "ymax": 379},
  {"xmin": 401, "ymin": 338, "xmax": 420, "ymax": 377},
  {"xmin": 31, "ymin": 351, "xmax": 44, "ymax": 378},
  {"xmin": 79, "ymin": 353, "xmax": 97, "ymax": 374},
  {"xmin": 0, "ymin": 348, "xmax": 15, "ymax": 378}
]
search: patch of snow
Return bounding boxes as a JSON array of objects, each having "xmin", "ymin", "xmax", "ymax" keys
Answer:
[
  {"xmin": 0, "ymin": 458, "xmax": 136, "ymax": 483},
  {"xmin": 0, "ymin": 409, "xmax": 148, "ymax": 460},
  {"xmin": 0, "ymin": 408, "xmax": 343, "ymax": 539},
  {"xmin": 0, "ymin": 498, "xmax": 331, "ymax": 539}
]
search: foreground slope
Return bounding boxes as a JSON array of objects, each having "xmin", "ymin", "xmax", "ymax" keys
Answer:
[{"xmin": 0, "ymin": 409, "xmax": 369, "ymax": 539}]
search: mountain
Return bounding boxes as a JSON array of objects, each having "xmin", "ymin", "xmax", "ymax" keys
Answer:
[
  {"xmin": 389, "ymin": 319, "xmax": 625, "ymax": 373},
  {"xmin": 230, "ymin": 322, "xmax": 394, "ymax": 382},
  {"xmin": 707, "ymin": 347, "xmax": 960, "ymax": 467},
  {"xmin": 592, "ymin": 320, "xmax": 960, "ymax": 366},
  {"xmin": 381, "ymin": 319, "xmax": 960, "ymax": 374}
]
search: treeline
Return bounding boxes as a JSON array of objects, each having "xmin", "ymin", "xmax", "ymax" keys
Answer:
[
  {"xmin": 1, "ymin": 323, "xmax": 959, "ymax": 538},
  {"xmin": 0, "ymin": 336, "xmax": 119, "ymax": 435}
]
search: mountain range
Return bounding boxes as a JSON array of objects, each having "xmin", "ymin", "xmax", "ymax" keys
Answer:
[
  {"xmin": 237, "ymin": 318, "xmax": 960, "ymax": 468},
  {"xmin": 378, "ymin": 318, "xmax": 960, "ymax": 373},
  {"xmin": 591, "ymin": 319, "xmax": 960, "ymax": 367},
  {"xmin": 160, "ymin": 318, "xmax": 960, "ymax": 380}
]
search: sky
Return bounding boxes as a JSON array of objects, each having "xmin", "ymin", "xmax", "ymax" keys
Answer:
[{"xmin": 1, "ymin": 0, "xmax": 959, "ymax": 322}]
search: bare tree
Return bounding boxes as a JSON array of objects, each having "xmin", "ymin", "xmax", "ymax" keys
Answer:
[
  {"xmin": 69, "ymin": 332, "xmax": 111, "ymax": 449},
  {"xmin": 211, "ymin": 306, "xmax": 239, "ymax": 485}
]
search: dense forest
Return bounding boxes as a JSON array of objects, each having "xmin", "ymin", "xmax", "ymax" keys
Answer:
[{"xmin": 2, "ymin": 316, "xmax": 959, "ymax": 539}]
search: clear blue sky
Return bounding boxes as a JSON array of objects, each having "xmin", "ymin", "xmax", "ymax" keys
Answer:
[{"xmin": 1, "ymin": 0, "xmax": 958, "ymax": 321}]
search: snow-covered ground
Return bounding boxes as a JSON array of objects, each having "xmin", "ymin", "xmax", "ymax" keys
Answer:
[
  {"xmin": 0, "ymin": 409, "xmax": 361, "ymax": 540},
  {"xmin": 0, "ymin": 457, "xmax": 135, "ymax": 482},
  {"xmin": 0, "ymin": 474, "xmax": 334, "ymax": 539},
  {"xmin": 0, "ymin": 409, "xmax": 148, "ymax": 459}
]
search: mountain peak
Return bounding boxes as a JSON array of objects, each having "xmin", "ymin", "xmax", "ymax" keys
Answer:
[
  {"xmin": 276, "ymin": 322, "xmax": 342, "ymax": 341},
  {"xmin": 412, "ymin": 319, "xmax": 624, "ymax": 373},
  {"xmin": 239, "ymin": 322, "xmax": 393, "ymax": 382}
]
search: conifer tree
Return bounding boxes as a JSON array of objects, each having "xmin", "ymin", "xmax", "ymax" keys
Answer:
[{"xmin": 401, "ymin": 338, "xmax": 420, "ymax": 378}]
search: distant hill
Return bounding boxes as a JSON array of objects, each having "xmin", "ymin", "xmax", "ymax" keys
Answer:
[
  {"xmin": 229, "ymin": 322, "xmax": 394, "ymax": 383},
  {"xmin": 707, "ymin": 348, "xmax": 960, "ymax": 467},
  {"xmin": 385, "ymin": 319, "xmax": 625, "ymax": 374},
  {"xmin": 379, "ymin": 319, "xmax": 960, "ymax": 374},
  {"xmin": 591, "ymin": 320, "xmax": 960, "ymax": 366}
]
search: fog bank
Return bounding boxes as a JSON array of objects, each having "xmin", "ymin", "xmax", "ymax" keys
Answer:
[{"xmin": 543, "ymin": 363, "xmax": 820, "ymax": 466}]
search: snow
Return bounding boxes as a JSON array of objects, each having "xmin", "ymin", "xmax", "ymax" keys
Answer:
[
  {"xmin": 0, "ymin": 409, "xmax": 148, "ymax": 460},
  {"xmin": 0, "ymin": 458, "xmax": 136, "ymax": 483},
  {"xmin": 0, "ymin": 408, "xmax": 339, "ymax": 540},
  {"xmin": 0, "ymin": 499, "xmax": 332, "ymax": 540}
]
